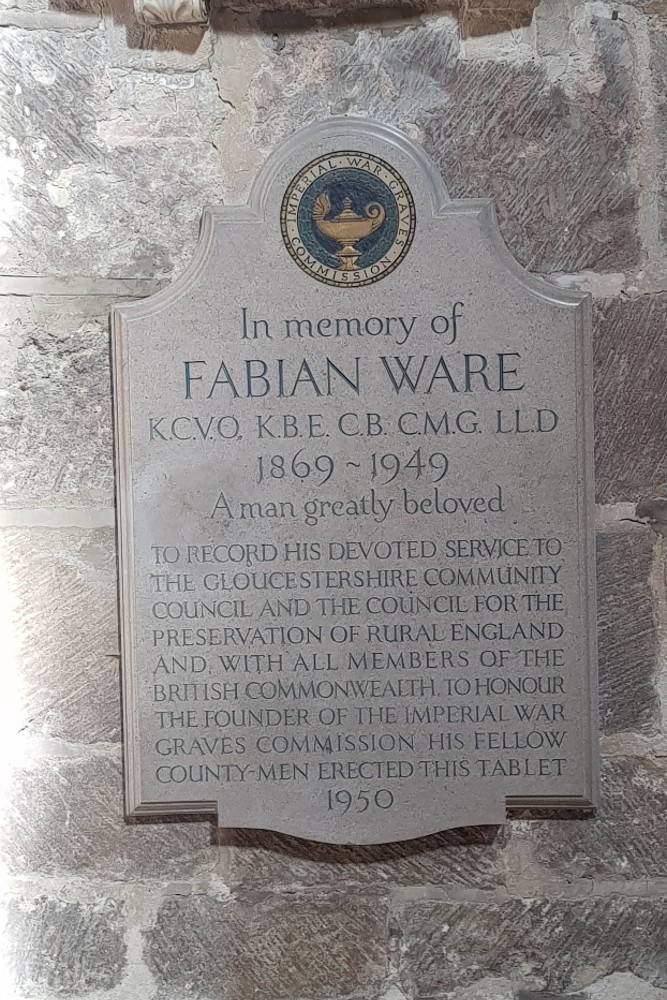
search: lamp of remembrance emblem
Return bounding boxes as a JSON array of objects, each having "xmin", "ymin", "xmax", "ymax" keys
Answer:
[{"xmin": 280, "ymin": 151, "xmax": 416, "ymax": 288}]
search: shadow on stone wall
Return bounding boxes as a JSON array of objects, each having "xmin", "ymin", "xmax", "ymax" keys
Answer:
[
  {"xmin": 214, "ymin": 823, "xmax": 503, "ymax": 863},
  {"xmin": 211, "ymin": 0, "xmax": 539, "ymax": 39},
  {"xmin": 46, "ymin": 0, "xmax": 541, "ymax": 55},
  {"xmin": 129, "ymin": 814, "xmax": 586, "ymax": 858}
]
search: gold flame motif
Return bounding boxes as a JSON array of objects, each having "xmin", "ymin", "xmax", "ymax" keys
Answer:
[{"xmin": 312, "ymin": 192, "xmax": 385, "ymax": 271}]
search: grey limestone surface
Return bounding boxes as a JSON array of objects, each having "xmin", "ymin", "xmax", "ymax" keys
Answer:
[{"xmin": 114, "ymin": 117, "xmax": 596, "ymax": 843}]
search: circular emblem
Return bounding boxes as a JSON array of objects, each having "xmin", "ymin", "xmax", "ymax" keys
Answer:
[{"xmin": 280, "ymin": 151, "xmax": 416, "ymax": 288}]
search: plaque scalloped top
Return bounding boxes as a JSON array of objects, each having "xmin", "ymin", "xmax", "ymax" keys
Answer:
[{"xmin": 112, "ymin": 119, "xmax": 598, "ymax": 845}]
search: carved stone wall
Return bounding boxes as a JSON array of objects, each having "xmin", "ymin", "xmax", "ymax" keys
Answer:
[{"xmin": 1, "ymin": 2, "xmax": 667, "ymax": 998}]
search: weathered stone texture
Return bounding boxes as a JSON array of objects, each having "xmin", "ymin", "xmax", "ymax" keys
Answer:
[
  {"xmin": 514, "ymin": 757, "xmax": 667, "ymax": 883},
  {"xmin": 451, "ymin": 979, "xmax": 515, "ymax": 1000},
  {"xmin": 596, "ymin": 523, "xmax": 660, "ymax": 735},
  {"xmin": 0, "ymin": 0, "xmax": 103, "ymax": 16},
  {"xmin": 516, "ymin": 992, "xmax": 587, "ymax": 1000},
  {"xmin": 460, "ymin": 0, "xmax": 538, "ymax": 37},
  {"xmin": 594, "ymin": 295, "xmax": 667, "ymax": 503},
  {"xmin": 649, "ymin": 24, "xmax": 667, "ymax": 251},
  {"xmin": 145, "ymin": 893, "xmax": 388, "ymax": 999},
  {"xmin": 638, "ymin": 495, "xmax": 667, "ymax": 535},
  {"xmin": 215, "ymin": 0, "xmax": 535, "ymax": 39},
  {"xmin": 585, "ymin": 972, "xmax": 667, "ymax": 1000},
  {"xmin": 0, "ymin": 4, "xmax": 664, "ymax": 999},
  {"xmin": 219, "ymin": 824, "xmax": 507, "ymax": 891},
  {"xmin": 0, "ymin": 297, "xmax": 114, "ymax": 508},
  {"xmin": 398, "ymin": 896, "xmax": 667, "ymax": 996},
  {"xmin": 0, "ymin": 527, "xmax": 120, "ymax": 743},
  {"xmin": 0, "ymin": 753, "xmax": 215, "ymax": 879},
  {"xmin": 515, "ymin": 972, "xmax": 667, "ymax": 999},
  {"xmin": 514, "ymin": 978, "xmax": 667, "ymax": 1000},
  {"xmin": 0, "ymin": 13, "xmax": 641, "ymax": 279},
  {"xmin": 223, "ymin": 0, "xmax": 453, "ymax": 9},
  {"xmin": 534, "ymin": 0, "xmax": 570, "ymax": 57},
  {"xmin": 215, "ymin": 11, "xmax": 639, "ymax": 272},
  {"xmin": 4, "ymin": 894, "xmax": 126, "ymax": 995},
  {"xmin": 0, "ymin": 27, "xmax": 226, "ymax": 279}
]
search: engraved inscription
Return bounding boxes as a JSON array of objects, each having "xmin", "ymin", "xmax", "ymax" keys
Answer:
[{"xmin": 112, "ymin": 120, "xmax": 597, "ymax": 843}]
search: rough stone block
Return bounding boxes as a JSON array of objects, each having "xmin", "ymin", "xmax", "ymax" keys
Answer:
[
  {"xmin": 145, "ymin": 892, "xmax": 388, "ymax": 1000},
  {"xmin": 398, "ymin": 896, "xmax": 667, "ymax": 996},
  {"xmin": 218, "ymin": 11, "xmax": 639, "ymax": 273},
  {"xmin": 1, "ymin": 14, "xmax": 640, "ymax": 280},
  {"xmin": 3, "ymin": 893, "xmax": 126, "ymax": 995},
  {"xmin": 513, "ymin": 757, "xmax": 667, "ymax": 883},
  {"xmin": 450, "ymin": 979, "xmax": 515, "ymax": 1000},
  {"xmin": 0, "ymin": 526, "xmax": 121, "ymax": 743},
  {"xmin": 516, "ymin": 974, "xmax": 667, "ymax": 1000},
  {"xmin": 649, "ymin": 24, "xmax": 667, "ymax": 253},
  {"xmin": 423, "ymin": 12, "xmax": 638, "ymax": 273},
  {"xmin": 596, "ymin": 523, "xmax": 660, "ymax": 735},
  {"xmin": 0, "ymin": 27, "xmax": 226, "ymax": 278},
  {"xmin": 517, "ymin": 992, "xmax": 586, "ymax": 1000},
  {"xmin": 0, "ymin": 0, "xmax": 102, "ymax": 16},
  {"xmin": 0, "ymin": 296, "xmax": 114, "ymax": 507},
  {"xmin": 594, "ymin": 295, "xmax": 667, "ymax": 503},
  {"xmin": 221, "ymin": 0, "xmax": 450, "ymax": 9},
  {"xmin": 218, "ymin": 824, "xmax": 507, "ymax": 892},
  {"xmin": 584, "ymin": 972, "xmax": 667, "ymax": 1000},
  {"xmin": 0, "ymin": 753, "xmax": 215, "ymax": 879},
  {"xmin": 535, "ymin": 0, "xmax": 572, "ymax": 57},
  {"xmin": 460, "ymin": 0, "xmax": 538, "ymax": 38},
  {"xmin": 444, "ymin": 971, "xmax": 667, "ymax": 999}
]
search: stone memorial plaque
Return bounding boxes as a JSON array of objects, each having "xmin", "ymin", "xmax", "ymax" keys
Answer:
[{"xmin": 112, "ymin": 119, "xmax": 598, "ymax": 844}]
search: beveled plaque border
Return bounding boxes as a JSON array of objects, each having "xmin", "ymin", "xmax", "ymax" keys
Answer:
[{"xmin": 112, "ymin": 118, "xmax": 598, "ymax": 841}]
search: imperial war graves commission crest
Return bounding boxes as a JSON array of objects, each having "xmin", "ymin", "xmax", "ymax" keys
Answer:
[{"xmin": 280, "ymin": 151, "xmax": 416, "ymax": 287}]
